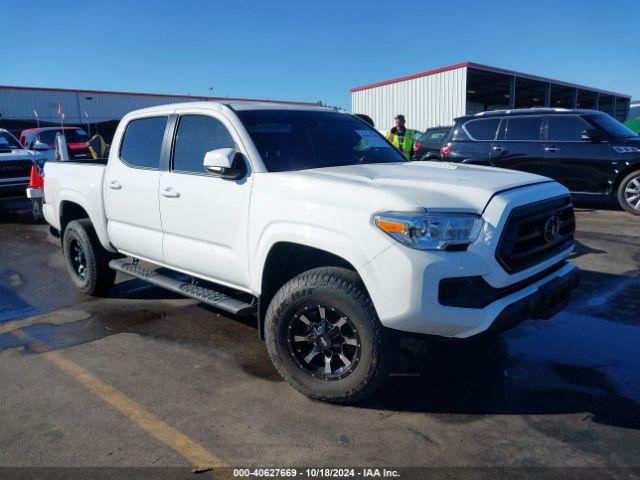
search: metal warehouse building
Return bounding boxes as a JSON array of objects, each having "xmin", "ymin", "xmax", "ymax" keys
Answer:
[
  {"xmin": 351, "ymin": 62, "xmax": 632, "ymax": 132},
  {"xmin": 0, "ymin": 84, "xmax": 315, "ymax": 139},
  {"xmin": 630, "ymin": 100, "xmax": 640, "ymax": 120}
]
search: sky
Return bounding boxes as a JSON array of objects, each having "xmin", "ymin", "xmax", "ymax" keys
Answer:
[{"xmin": 2, "ymin": 0, "xmax": 638, "ymax": 110}]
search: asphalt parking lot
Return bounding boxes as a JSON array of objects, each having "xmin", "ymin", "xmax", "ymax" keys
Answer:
[{"xmin": 0, "ymin": 197, "xmax": 639, "ymax": 470}]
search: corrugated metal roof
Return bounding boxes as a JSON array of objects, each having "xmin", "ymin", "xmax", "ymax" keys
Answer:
[
  {"xmin": 350, "ymin": 62, "xmax": 631, "ymax": 99},
  {"xmin": 0, "ymin": 84, "xmax": 318, "ymax": 124},
  {"xmin": 0, "ymin": 84, "xmax": 317, "ymax": 105}
]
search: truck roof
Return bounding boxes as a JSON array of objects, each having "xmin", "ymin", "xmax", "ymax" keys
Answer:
[{"xmin": 126, "ymin": 100, "xmax": 333, "ymax": 117}]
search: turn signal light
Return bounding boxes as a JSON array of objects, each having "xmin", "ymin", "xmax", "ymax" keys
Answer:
[{"xmin": 374, "ymin": 218, "xmax": 406, "ymax": 234}]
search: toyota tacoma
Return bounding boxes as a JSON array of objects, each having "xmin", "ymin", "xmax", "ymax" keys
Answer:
[{"xmin": 42, "ymin": 102, "xmax": 579, "ymax": 403}]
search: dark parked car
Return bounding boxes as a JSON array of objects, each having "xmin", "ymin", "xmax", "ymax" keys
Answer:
[
  {"xmin": 441, "ymin": 108, "xmax": 640, "ymax": 215},
  {"xmin": 412, "ymin": 126, "xmax": 452, "ymax": 161}
]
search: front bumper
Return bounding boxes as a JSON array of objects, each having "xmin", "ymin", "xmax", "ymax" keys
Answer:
[
  {"xmin": 360, "ymin": 242, "xmax": 578, "ymax": 338},
  {"xmin": 486, "ymin": 264, "xmax": 579, "ymax": 333},
  {"xmin": 358, "ymin": 181, "xmax": 578, "ymax": 338}
]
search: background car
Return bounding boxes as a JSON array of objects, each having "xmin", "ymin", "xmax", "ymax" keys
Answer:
[
  {"xmin": 19, "ymin": 126, "xmax": 93, "ymax": 160},
  {"xmin": 441, "ymin": 108, "xmax": 640, "ymax": 215},
  {"xmin": 412, "ymin": 126, "xmax": 452, "ymax": 161},
  {"xmin": 0, "ymin": 129, "xmax": 46, "ymax": 200}
]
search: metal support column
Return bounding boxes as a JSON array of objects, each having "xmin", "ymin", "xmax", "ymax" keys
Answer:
[
  {"xmin": 509, "ymin": 77, "xmax": 516, "ymax": 109},
  {"xmin": 544, "ymin": 83, "xmax": 551, "ymax": 107}
]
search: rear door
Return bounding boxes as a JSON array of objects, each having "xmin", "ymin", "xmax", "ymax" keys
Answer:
[
  {"xmin": 104, "ymin": 115, "xmax": 169, "ymax": 262},
  {"xmin": 159, "ymin": 110, "xmax": 252, "ymax": 289},
  {"xmin": 490, "ymin": 116, "xmax": 545, "ymax": 174},
  {"xmin": 542, "ymin": 114, "xmax": 611, "ymax": 193}
]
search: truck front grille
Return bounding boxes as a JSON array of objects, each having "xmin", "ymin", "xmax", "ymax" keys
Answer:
[
  {"xmin": 496, "ymin": 196, "xmax": 575, "ymax": 274},
  {"xmin": 0, "ymin": 160, "xmax": 32, "ymax": 179}
]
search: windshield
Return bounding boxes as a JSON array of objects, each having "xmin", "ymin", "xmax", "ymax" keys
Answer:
[
  {"xmin": 39, "ymin": 129, "xmax": 90, "ymax": 145},
  {"xmin": 0, "ymin": 131, "xmax": 22, "ymax": 150},
  {"xmin": 236, "ymin": 110, "xmax": 406, "ymax": 172},
  {"xmin": 590, "ymin": 114, "xmax": 639, "ymax": 139}
]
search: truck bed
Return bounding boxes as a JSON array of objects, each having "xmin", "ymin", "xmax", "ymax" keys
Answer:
[{"xmin": 42, "ymin": 161, "xmax": 111, "ymax": 250}]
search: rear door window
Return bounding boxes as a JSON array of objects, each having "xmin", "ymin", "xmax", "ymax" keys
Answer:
[
  {"xmin": 505, "ymin": 117, "xmax": 543, "ymax": 141},
  {"xmin": 119, "ymin": 116, "xmax": 168, "ymax": 169},
  {"xmin": 172, "ymin": 115, "xmax": 236, "ymax": 173},
  {"xmin": 462, "ymin": 119, "xmax": 500, "ymax": 140},
  {"xmin": 546, "ymin": 115, "xmax": 592, "ymax": 141}
]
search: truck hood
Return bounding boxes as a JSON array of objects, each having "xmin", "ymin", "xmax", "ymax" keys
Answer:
[
  {"xmin": 0, "ymin": 149, "xmax": 36, "ymax": 162},
  {"xmin": 303, "ymin": 161, "xmax": 552, "ymax": 213}
]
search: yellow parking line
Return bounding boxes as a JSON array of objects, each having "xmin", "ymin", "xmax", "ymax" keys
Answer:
[{"xmin": 13, "ymin": 329, "xmax": 226, "ymax": 469}]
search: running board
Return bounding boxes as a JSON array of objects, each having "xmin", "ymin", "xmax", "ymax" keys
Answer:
[{"xmin": 109, "ymin": 259, "xmax": 256, "ymax": 316}]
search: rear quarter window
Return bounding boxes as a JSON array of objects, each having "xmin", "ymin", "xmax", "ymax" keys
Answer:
[
  {"xmin": 449, "ymin": 122, "xmax": 470, "ymax": 141},
  {"xmin": 462, "ymin": 118, "xmax": 500, "ymax": 141},
  {"xmin": 119, "ymin": 116, "xmax": 168, "ymax": 169}
]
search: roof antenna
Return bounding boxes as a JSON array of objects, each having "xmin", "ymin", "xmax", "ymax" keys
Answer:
[{"xmin": 208, "ymin": 85, "xmax": 213, "ymax": 99}]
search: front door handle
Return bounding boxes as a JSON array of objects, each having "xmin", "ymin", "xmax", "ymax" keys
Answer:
[
  {"xmin": 108, "ymin": 180, "xmax": 122, "ymax": 190},
  {"xmin": 544, "ymin": 147, "xmax": 560, "ymax": 152},
  {"xmin": 492, "ymin": 145, "xmax": 504, "ymax": 151},
  {"xmin": 161, "ymin": 187, "xmax": 180, "ymax": 198}
]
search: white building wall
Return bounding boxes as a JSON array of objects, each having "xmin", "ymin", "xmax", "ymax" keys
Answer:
[
  {"xmin": 0, "ymin": 87, "xmax": 209, "ymax": 124},
  {"xmin": 351, "ymin": 66, "xmax": 467, "ymax": 133}
]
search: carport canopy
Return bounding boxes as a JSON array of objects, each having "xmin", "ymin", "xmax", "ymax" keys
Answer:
[{"xmin": 465, "ymin": 66, "xmax": 630, "ymax": 121}]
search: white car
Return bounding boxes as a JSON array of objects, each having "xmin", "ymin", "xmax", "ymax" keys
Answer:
[
  {"xmin": 42, "ymin": 102, "xmax": 579, "ymax": 403},
  {"xmin": 0, "ymin": 129, "xmax": 47, "ymax": 200}
]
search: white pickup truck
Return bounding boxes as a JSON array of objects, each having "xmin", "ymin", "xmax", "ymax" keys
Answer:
[{"xmin": 43, "ymin": 101, "xmax": 579, "ymax": 403}]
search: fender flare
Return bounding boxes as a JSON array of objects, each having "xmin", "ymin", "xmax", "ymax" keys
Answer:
[
  {"xmin": 250, "ymin": 221, "xmax": 382, "ymax": 294},
  {"xmin": 57, "ymin": 189, "xmax": 114, "ymax": 252}
]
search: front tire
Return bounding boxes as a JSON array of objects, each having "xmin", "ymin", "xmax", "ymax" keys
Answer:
[
  {"xmin": 265, "ymin": 267, "xmax": 389, "ymax": 404},
  {"xmin": 63, "ymin": 219, "xmax": 116, "ymax": 296},
  {"xmin": 618, "ymin": 170, "xmax": 640, "ymax": 215}
]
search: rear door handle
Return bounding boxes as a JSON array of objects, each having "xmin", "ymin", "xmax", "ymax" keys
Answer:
[
  {"xmin": 108, "ymin": 180, "xmax": 122, "ymax": 190},
  {"xmin": 492, "ymin": 145, "xmax": 504, "ymax": 151},
  {"xmin": 161, "ymin": 187, "xmax": 180, "ymax": 198},
  {"xmin": 544, "ymin": 147, "xmax": 560, "ymax": 152}
]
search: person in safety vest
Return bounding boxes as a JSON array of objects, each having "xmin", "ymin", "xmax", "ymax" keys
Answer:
[{"xmin": 385, "ymin": 114, "xmax": 416, "ymax": 160}]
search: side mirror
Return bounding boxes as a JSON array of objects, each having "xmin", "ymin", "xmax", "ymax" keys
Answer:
[
  {"xmin": 32, "ymin": 141, "xmax": 50, "ymax": 151},
  {"xmin": 581, "ymin": 129, "xmax": 601, "ymax": 143},
  {"xmin": 203, "ymin": 148, "xmax": 246, "ymax": 180}
]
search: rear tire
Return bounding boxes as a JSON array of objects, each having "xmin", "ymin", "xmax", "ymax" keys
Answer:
[
  {"xmin": 617, "ymin": 170, "xmax": 640, "ymax": 215},
  {"xmin": 265, "ymin": 267, "xmax": 389, "ymax": 404},
  {"xmin": 62, "ymin": 219, "xmax": 116, "ymax": 296}
]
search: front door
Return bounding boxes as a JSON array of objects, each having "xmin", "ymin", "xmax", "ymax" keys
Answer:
[
  {"xmin": 542, "ymin": 114, "xmax": 612, "ymax": 193},
  {"xmin": 104, "ymin": 115, "xmax": 169, "ymax": 262},
  {"xmin": 159, "ymin": 112, "xmax": 252, "ymax": 289}
]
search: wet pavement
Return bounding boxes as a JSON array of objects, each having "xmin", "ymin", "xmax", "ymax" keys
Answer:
[{"xmin": 0, "ymin": 197, "xmax": 639, "ymax": 468}]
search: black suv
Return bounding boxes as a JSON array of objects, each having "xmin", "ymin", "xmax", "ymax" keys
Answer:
[
  {"xmin": 442, "ymin": 108, "xmax": 640, "ymax": 215},
  {"xmin": 412, "ymin": 126, "xmax": 452, "ymax": 161}
]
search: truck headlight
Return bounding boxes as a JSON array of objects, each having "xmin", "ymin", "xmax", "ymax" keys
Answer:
[{"xmin": 373, "ymin": 211, "xmax": 483, "ymax": 250}]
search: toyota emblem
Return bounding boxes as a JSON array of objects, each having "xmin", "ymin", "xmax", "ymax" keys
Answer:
[{"xmin": 543, "ymin": 215, "xmax": 561, "ymax": 243}]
